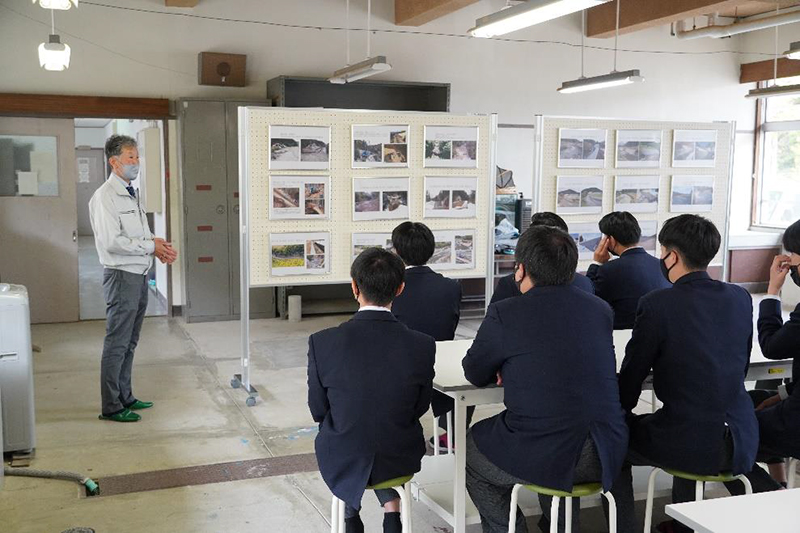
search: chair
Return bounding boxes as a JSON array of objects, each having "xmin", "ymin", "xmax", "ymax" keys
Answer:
[
  {"xmin": 330, "ymin": 475, "xmax": 414, "ymax": 533},
  {"xmin": 508, "ymin": 482, "xmax": 617, "ymax": 533},
  {"xmin": 643, "ymin": 468, "xmax": 753, "ymax": 533},
  {"xmin": 788, "ymin": 458, "xmax": 798, "ymax": 489}
]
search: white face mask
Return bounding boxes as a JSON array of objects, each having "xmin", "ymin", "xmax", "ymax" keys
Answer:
[{"xmin": 121, "ymin": 164, "xmax": 139, "ymax": 181}]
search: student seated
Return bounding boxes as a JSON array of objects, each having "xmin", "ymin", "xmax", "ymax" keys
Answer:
[
  {"xmin": 391, "ymin": 221, "xmax": 466, "ymax": 452},
  {"xmin": 611, "ymin": 215, "xmax": 758, "ymax": 533},
  {"xmin": 463, "ymin": 225, "xmax": 628, "ymax": 533},
  {"xmin": 491, "ymin": 212, "xmax": 594, "ymax": 304},
  {"xmin": 307, "ymin": 248, "xmax": 435, "ymax": 533},
  {"xmin": 728, "ymin": 219, "xmax": 800, "ymax": 494},
  {"xmin": 587, "ymin": 211, "xmax": 671, "ymax": 329}
]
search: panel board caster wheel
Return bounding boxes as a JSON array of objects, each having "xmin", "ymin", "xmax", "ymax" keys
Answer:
[
  {"xmin": 231, "ymin": 379, "xmax": 240, "ymax": 389},
  {"xmin": 246, "ymin": 397, "xmax": 257, "ymax": 407}
]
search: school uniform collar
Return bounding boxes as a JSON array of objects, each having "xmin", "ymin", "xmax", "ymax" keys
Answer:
[
  {"xmin": 353, "ymin": 308, "xmax": 398, "ymax": 322},
  {"xmin": 620, "ymin": 247, "xmax": 646, "ymax": 257},
  {"xmin": 405, "ymin": 265, "xmax": 433, "ymax": 275},
  {"xmin": 674, "ymin": 270, "xmax": 712, "ymax": 286},
  {"xmin": 520, "ymin": 284, "xmax": 574, "ymax": 297}
]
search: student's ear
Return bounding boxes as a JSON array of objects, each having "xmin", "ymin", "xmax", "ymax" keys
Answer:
[
  {"xmin": 395, "ymin": 282, "xmax": 405, "ymax": 298},
  {"xmin": 350, "ymin": 280, "xmax": 359, "ymax": 301},
  {"xmin": 514, "ymin": 264, "xmax": 525, "ymax": 283},
  {"xmin": 607, "ymin": 236, "xmax": 618, "ymax": 253}
]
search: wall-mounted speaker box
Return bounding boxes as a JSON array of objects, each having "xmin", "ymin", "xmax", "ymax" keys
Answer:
[{"xmin": 198, "ymin": 52, "xmax": 246, "ymax": 87}]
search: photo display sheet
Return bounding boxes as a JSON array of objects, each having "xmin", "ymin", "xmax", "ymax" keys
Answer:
[
  {"xmin": 640, "ymin": 220, "xmax": 658, "ymax": 256},
  {"xmin": 270, "ymin": 176, "xmax": 329, "ymax": 220},
  {"xmin": 270, "ymin": 232, "xmax": 330, "ymax": 276},
  {"xmin": 353, "ymin": 177, "xmax": 411, "ymax": 221},
  {"xmin": 614, "ymin": 175, "xmax": 659, "ymax": 213},
  {"xmin": 671, "ymin": 175, "xmax": 714, "ymax": 212},
  {"xmin": 556, "ymin": 176, "xmax": 604, "ymax": 215},
  {"xmin": 352, "ymin": 125, "xmax": 409, "ymax": 168},
  {"xmin": 424, "ymin": 176, "xmax": 478, "ymax": 218},
  {"xmin": 429, "ymin": 230, "xmax": 476, "ymax": 270},
  {"xmin": 568, "ymin": 223, "xmax": 602, "ymax": 261},
  {"xmin": 351, "ymin": 233, "xmax": 394, "ymax": 261},
  {"xmin": 616, "ymin": 130, "xmax": 662, "ymax": 168},
  {"xmin": 558, "ymin": 129, "xmax": 607, "ymax": 168},
  {"xmin": 424, "ymin": 126, "xmax": 479, "ymax": 168},
  {"xmin": 269, "ymin": 125, "xmax": 330, "ymax": 170},
  {"xmin": 672, "ymin": 130, "xmax": 717, "ymax": 168}
]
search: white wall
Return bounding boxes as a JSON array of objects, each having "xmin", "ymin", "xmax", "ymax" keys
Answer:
[
  {"xmin": 74, "ymin": 127, "xmax": 106, "ymax": 148},
  {"xmin": 1, "ymin": 1, "xmax": 795, "ymax": 264}
]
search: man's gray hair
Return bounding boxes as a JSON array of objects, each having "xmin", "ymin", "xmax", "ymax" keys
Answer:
[{"xmin": 105, "ymin": 134, "xmax": 137, "ymax": 160}]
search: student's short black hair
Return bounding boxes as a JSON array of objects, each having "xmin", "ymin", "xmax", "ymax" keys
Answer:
[
  {"xmin": 783, "ymin": 219, "xmax": 800, "ymax": 255},
  {"xmin": 391, "ymin": 222, "xmax": 435, "ymax": 266},
  {"xmin": 530, "ymin": 212, "xmax": 568, "ymax": 232},
  {"xmin": 350, "ymin": 247, "xmax": 405, "ymax": 306},
  {"xmin": 658, "ymin": 214, "xmax": 720, "ymax": 270},
  {"xmin": 515, "ymin": 225, "xmax": 577, "ymax": 287},
  {"xmin": 599, "ymin": 211, "xmax": 641, "ymax": 246}
]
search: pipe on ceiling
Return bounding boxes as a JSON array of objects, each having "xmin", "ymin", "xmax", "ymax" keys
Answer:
[{"xmin": 675, "ymin": 9, "xmax": 800, "ymax": 40}]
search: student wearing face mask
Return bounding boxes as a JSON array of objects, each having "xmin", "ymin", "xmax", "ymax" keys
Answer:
[
  {"xmin": 609, "ymin": 214, "xmax": 758, "ymax": 533},
  {"xmin": 587, "ymin": 212, "xmax": 671, "ymax": 330},
  {"xmin": 88, "ymin": 135, "xmax": 177, "ymax": 423},
  {"xmin": 724, "ymin": 219, "xmax": 800, "ymax": 495}
]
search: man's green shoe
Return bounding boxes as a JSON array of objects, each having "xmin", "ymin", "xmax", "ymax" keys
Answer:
[
  {"xmin": 127, "ymin": 400, "xmax": 154, "ymax": 410},
  {"xmin": 98, "ymin": 409, "xmax": 141, "ymax": 422}
]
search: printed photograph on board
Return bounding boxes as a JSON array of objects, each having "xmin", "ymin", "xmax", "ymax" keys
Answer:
[
  {"xmin": 269, "ymin": 126, "xmax": 330, "ymax": 170},
  {"xmin": 556, "ymin": 176, "xmax": 604, "ymax": 214},
  {"xmin": 424, "ymin": 126, "xmax": 479, "ymax": 168},
  {"xmin": 424, "ymin": 176, "xmax": 478, "ymax": 218},
  {"xmin": 269, "ymin": 176, "xmax": 330, "ymax": 220},
  {"xmin": 616, "ymin": 130, "xmax": 662, "ymax": 168},
  {"xmin": 614, "ymin": 175, "xmax": 660, "ymax": 213},
  {"xmin": 353, "ymin": 177, "xmax": 411, "ymax": 221},
  {"xmin": 270, "ymin": 232, "xmax": 330, "ymax": 276},
  {"xmin": 568, "ymin": 222, "xmax": 603, "ymax": 261},
  {"xmin": 352, "ymin": 125, "xmax": 410, "ymax": 168},
  {"xmin": 558, "ymin": 129, "xmax": 606, "ymax": 168},
  {"xmin": 670, "ymin": 175, "xmax": 714, "ymax": 212},
  {"xmin": 429, "ymin": 230, "xmax": 476, "ymax": 270},
  {"xmin": 351, "ymin": 233, "xmax": 394, "ymax": 261},
  {"xmin": 672, "ymin": 130, "xmax": 717, "ymax": 168},
  {"xmin": 639, "ymin": 220, "xmax": 658, "ymax": 257}
]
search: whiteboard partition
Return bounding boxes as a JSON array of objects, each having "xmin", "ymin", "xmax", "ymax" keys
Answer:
[{"xmin": 534, "ymin": 116, "xmax": 735, "ymax": 275}]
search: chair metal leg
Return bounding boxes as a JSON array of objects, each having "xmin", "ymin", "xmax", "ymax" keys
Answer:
[
  {"xmin": 644, "ymin": 468, "xmax": 661, "ymax": 533},
  {"xmin": 432, "ymin": 414, "xmax": 439, "ymax": 457},
  {"xmin": 565, "ymin": 497, "xmax": 573, "ymax": 533},
  {"xmin": 393, "ymin": 486, "xmax": 411, "ymax": 533},
  {"xmin": 695, "ymin": 480, "xmax": 704, "ymax": 502},
  {"xmin": 509, "ymin": 484, "xmax": 523, "ymax": 533},
  {"xmin": 338, "ymin": 498, "xmax": 345, "ymax": 533},
  {"xmin": 737, "ymin": 474, "xmax": 753, "ymax": 495},
  {"xmin": 789, "ymin": 458, "xmax": 798, "ymax": 489},
  {"xmin": 404, "ymin": 483, "xmax": 414, "ymax": 533},
  {"xmin": 603, "ymin": 491, "xmax": 618, "ymax": 533},
  {"xmin": 550, "ymin": 496, "xmax": 561, "ymax": 533},
  {"xmin": 330, "ymin": 496, "xmax": 339, "ymax": 533},
  {"xmin": 446, "ymin": 411, "xmax": 454, "ymax": 455}
]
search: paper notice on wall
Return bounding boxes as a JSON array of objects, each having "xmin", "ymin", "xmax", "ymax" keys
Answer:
[
  {"xmin": 77, "ymin": 158, "xmax": 91, "ymax": 183},
  {"xmin": 16, "ymin": 171, "xmax": 38, "ymax": 196}
]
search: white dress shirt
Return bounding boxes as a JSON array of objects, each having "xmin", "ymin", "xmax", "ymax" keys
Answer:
[
  {"xmin": 88, "ymin": 173, "xmax": 155, "ymax": 275},
  {"xmin": 358, "ymin": 305, "xmax": 392, "ymax": 313}
]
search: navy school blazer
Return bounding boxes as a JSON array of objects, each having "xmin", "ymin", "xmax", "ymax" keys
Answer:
[
  {"xmin": 756, "ymin": 298, "xmax": 800, "ymax": 458},
  {"xmin": 307, "ymin": 311, "xmax": 435, "ymax": 511},
  {"xmin": 490, "ymin": 271, "xmax": 595, "ymax": 305},
  {"xmin": 463, "ymin": 285, "xmax": 629, "ymax": 492},
  {"xmin": 618, "ymin": 271, "xmax": 758, "ymax": 476},
  {"xmin": 392, "ymin": 265, "xmax": 461, "ymax": 417},
  {"xmin": 586, "ymin": 247, "xmax": 671, "ymax": 330}
]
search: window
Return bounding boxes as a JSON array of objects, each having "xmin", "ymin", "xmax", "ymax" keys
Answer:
[
  {"xmin": 0, "ymin": 135, "xmax": 59, "ymax": 197},
  {"xmin": 754, "ymin": 76, "xmax": 800, "ymax": 228}
]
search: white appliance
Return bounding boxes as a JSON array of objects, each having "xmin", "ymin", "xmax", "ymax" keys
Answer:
[{"xmin": 0, "ymin": 284, "xmax": 36, "ymax": 453}]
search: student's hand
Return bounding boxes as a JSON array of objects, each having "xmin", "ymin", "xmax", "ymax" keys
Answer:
[
  {"xmin": 767, "ymin": 254, "xmax": 791, "ymax": 296},
  {"xmin": 756, "ymin": 394, "xmax": 782, "ymax": 411},
  {"xmin": 593, "ymin": 236, "xmax": 611, "ymax": 264},
  {"xmin": 496, "ymin": 371, "xmax": 503, "ymax": 386}
]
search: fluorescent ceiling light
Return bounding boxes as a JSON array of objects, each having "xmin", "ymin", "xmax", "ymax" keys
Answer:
[
  {"xmin": 329, "ymin": 56, "xmax": 391, "ymax": 84},
  {"xmin": 558, "ymin": 69, "xmax": 643, "ymax": 93},
  {"xmin": 746, "ymin": 84, "xmax": 800, "ymax": 99},
  {"xmin": 38, "ymin": 34, "xmax": 71, "ymax": 71},
  {"xmin": 785, "ymin": 41, "xmax": 800, "ymax": 60},
  {"xmin": 32, "ymin": 0, "xmax": 78, "ymax": 9},
  {"xmin": 469, "ymin": 0, "xmax": 609, "ymax": 38}
]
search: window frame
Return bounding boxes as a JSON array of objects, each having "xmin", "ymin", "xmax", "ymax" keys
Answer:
[{"xmin": 751, "ymin": 80, "xmax": 800, "ymax": 230}]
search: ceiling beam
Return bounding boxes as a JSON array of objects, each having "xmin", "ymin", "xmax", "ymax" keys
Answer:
[
  {"xmin": 395, "ymin": 0, "xmax": 481, "ymax": 26},
  {"xmin": 0, "ymin": 93, "xmax": 172, "ymax": 119},
  {"xmin": 740, "ymin": 58, "xmax": 800, "ymax": 83},
  {"xmin": 586, "ymin": 0, "xmax": 748, "ymax": 38}
]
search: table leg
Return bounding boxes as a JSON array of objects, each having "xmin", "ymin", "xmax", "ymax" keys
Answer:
[{"xmin": 453, "ymin": 394, "xmax": 467, "ymax": 533}]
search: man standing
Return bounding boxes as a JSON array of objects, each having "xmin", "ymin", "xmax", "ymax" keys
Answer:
[
  {"xmin": 89, "ymin": 134, "xmax": 176, "ymax": 423},
  {"xmin": 587, "ymin": 211, "xmax": 670, "ymax": 329}
]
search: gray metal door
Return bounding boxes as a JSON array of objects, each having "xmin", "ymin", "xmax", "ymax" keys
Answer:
[
  {"xmin": 181, "ymin": 101, "xmax": 231, "ymax": 320},
  {"xmin": 225, "ymin": 102, "xmax": 275, "ymax": 317}
]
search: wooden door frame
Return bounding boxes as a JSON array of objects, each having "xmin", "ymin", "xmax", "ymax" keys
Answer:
[{"xmin": 0, "ymin": 93, "xmax": 177, "ymax": 317}]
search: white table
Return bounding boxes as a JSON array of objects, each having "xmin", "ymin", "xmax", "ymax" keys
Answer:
[
  {"xmin": 414, "ymin": 338, "xmax": 794, "ymax": 533},
  {"xmin": 666, "ymin": 488, "xmax": 800, "ymax": 533}
]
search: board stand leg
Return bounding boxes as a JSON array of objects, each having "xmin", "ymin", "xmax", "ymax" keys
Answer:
[{"xmin": 231, "ymin": 373, "xmax": 259, "ymax": 407}]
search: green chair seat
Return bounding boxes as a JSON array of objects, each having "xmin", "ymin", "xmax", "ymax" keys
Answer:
[
  {"xmin": 521, "ymin": 482, "xmax": 603, "ymax": 499},
  {"xmin": 664, "ymin": 469, "xmax": 739, "ymax": 483},
  {"xmin": 367, "ymin": 475, "xmax": 414, "ymax": 490}
]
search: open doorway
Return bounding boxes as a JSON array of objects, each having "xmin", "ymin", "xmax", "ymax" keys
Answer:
[{"xmin": 74, "ymin": 118, "xmax": 168, "ymax": 320}]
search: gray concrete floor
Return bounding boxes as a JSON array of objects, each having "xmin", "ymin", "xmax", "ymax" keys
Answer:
[
  {"xmin": 79, "ymin": 236, "xmax": 166, "ymax": 321},
  {"xmin": 1, "ymin": 313, "xmax": 716, "ymax": 533}
]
